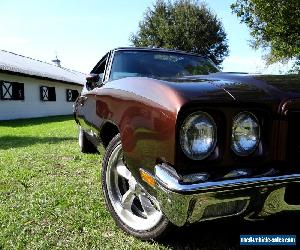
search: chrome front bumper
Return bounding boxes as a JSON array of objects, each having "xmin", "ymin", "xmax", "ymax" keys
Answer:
[{"xmin": 154, "ymin": 164, "xmax": 300, "ymax": 226}]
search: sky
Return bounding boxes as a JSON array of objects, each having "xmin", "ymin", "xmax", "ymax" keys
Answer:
[{"xmin": 0, "ymin": 0, "xmax": 289, "ymax": 74}]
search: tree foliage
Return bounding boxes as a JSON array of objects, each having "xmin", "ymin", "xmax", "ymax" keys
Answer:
[
  {"xmin": 130, "ymin": 0, "xmax": 229, "ymax": 65},
  {"xmin": 231, "ymin": 0, "xmax": 300, "ymax": 66}
]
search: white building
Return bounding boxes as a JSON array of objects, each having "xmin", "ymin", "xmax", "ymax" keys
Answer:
[{"xmin": 0, "ymin": 50, "xmax": 85, "ymax": 120}]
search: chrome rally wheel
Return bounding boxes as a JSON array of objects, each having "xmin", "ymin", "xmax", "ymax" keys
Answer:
[{"xmin": 101, "ymin": 134, "xmax": 169, "ymax": 240}]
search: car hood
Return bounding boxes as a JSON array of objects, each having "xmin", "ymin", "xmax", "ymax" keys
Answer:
[{"xmin": 159, "ymin": 73, "xmax": 300, "ymax": 104}]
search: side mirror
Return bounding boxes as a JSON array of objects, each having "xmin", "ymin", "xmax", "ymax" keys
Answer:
[{"xmin": 86, "ymin": 73, "xmax": 103, "ymax": 90}]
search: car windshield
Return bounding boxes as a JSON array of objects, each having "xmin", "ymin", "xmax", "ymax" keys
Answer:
[{"xmin": 109, "ymin": 50, "xmax": 219, "ymax": 81}]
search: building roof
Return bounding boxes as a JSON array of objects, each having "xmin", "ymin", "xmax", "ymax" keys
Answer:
[{"xmin": 0, "ymin": 50, "xmax": 85, "ymax": 86}]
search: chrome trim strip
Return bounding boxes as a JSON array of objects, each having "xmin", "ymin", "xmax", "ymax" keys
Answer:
[{"xmin": 155, "ymin": 163, "xmax": 300, "ymax": 193}]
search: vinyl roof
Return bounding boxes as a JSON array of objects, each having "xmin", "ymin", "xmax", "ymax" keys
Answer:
[{"xmin": 0, "ymin": 50, "xmax": 85, "ymax": 86}]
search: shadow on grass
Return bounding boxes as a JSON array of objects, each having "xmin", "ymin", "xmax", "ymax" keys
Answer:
[
  {"xmin": 0, "ymin": 115, "xmax": 74, "ymax": 128},
  {"xmin": 0, "ymin": 135, "xmax": 76, "ymax": 150},
  {"xmin": 158, "ymin": 213, "xmax": 300, "ymax": 250}
]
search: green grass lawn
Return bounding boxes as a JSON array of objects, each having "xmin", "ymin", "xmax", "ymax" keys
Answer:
[
  {"xmin": 0, "ymin": 116, "xmax": 299, "ymax": 250},
  {"xmin": 0, "ymin": 116, "xmax": 164, "ymax": 250}
]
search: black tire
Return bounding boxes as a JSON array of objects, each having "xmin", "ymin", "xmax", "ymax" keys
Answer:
[
  {"xmin": 78, "ymin": 126, "xmax": 97, "ymax": 153},
  {"xmin": 101, "ymin": 134, "xmax": 170, "ymax": 240}
]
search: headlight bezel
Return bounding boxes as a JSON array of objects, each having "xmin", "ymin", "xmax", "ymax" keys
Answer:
[
  {"xmin": 180, "ymin": 111, "xmax": 217, "ymax": 160},
  {"xmin": 231, "ymin": 111, "xmax": 261, "ymax": 156}
]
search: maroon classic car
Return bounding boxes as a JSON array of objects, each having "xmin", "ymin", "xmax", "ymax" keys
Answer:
[{"xmin": 74, "ymin": 47, "xmax": 300, "ymax": 239}]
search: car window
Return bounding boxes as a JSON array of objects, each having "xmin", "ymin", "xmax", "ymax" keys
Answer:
[
  {"xmin": 91, "ymin": 53, "xmax": 110, "ymax": 81},
  {"xmin": 109, "ymin": 50, "xmax": 219, "ymax": 81}
]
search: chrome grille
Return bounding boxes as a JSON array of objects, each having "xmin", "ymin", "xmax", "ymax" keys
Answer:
[{"xmin": 202, "ymin": 200, "xmax": 248, "ymax": 219}]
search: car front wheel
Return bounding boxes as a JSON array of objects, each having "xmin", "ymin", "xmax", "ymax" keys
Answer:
[{"xmin": 101, "ymin": 134, "xmax": 169, "ymax": 240}]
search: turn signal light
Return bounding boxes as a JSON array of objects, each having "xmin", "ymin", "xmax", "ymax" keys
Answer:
[{"xmin": 139, "ymin": 169, "xmax": 155, "ymax": 187}]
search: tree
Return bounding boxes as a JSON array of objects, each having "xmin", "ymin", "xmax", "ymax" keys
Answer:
[
  {"xmin": 130, "ymin": 0, "xmax": 229, "ymax": 66},
  {"xmin": 231, "ymin": 0, "xmax": 300, "ymax": 68}
]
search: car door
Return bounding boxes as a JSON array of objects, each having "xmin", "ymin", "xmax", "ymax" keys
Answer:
[{"xmin": 74, "ymin": 51, "xmax": 112, "ymax": 136}]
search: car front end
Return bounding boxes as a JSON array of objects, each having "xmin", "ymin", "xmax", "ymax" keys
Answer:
[{"xmin": 141, "ymin": 98, "xmax": 300, "ymax": 226}]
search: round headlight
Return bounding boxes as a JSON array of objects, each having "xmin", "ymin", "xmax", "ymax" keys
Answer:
[
  {"xmin": 180, "ymin": 111, "xmax": 217, "ymax": 160},
  {"xmin": 231, "ymin": 112, "xmax": 260, "ymax": 156}
]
